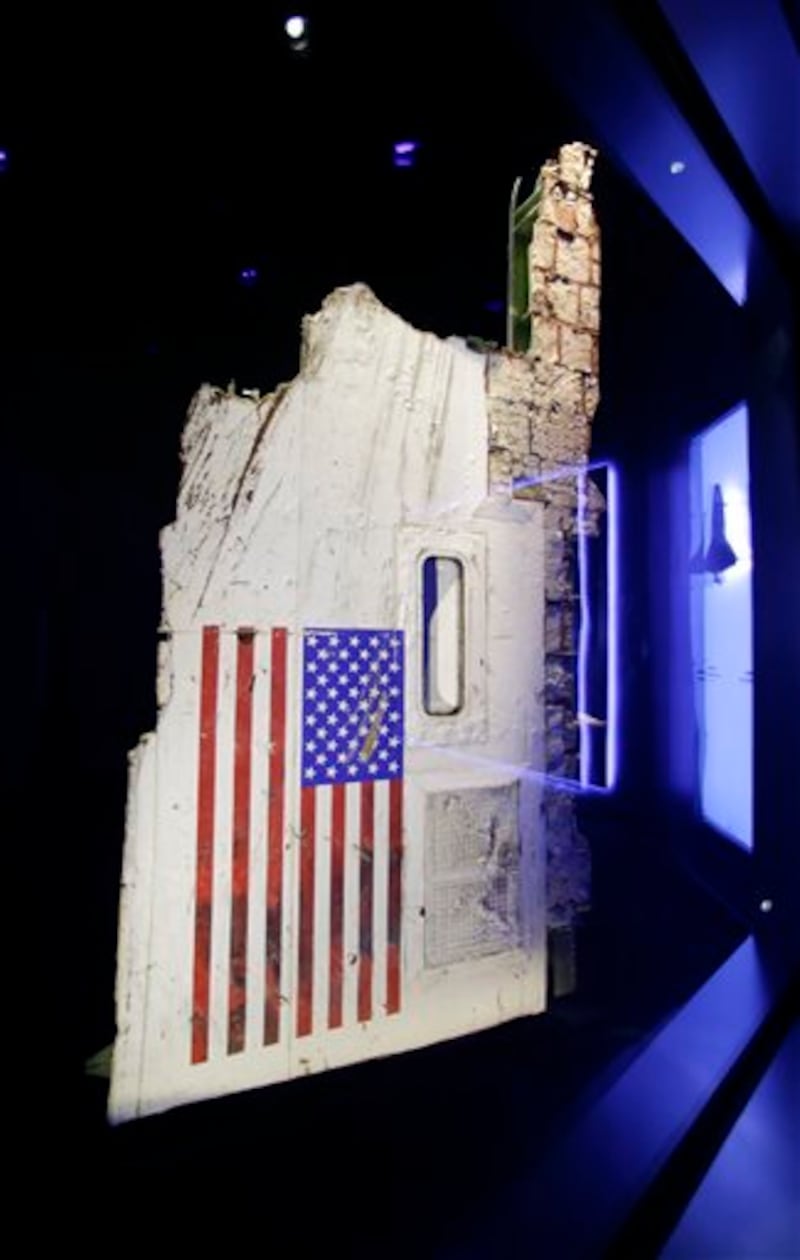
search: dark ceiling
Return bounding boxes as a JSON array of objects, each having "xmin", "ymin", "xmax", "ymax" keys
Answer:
[{"xmin": 0, "ymin": 1, "xmax": 794, "ymax": 387}]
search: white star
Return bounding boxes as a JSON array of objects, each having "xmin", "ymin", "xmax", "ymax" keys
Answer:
[
  {"xmin": 327, "ymin": 713, "xmax": 338, "ymax": 726},
  {"xmin": 349, "ymin": 636, "xmax": 359, "ymax": 647},
  {"xmin": 389, "ymin": 760, "xmax": 399, "ymax": 774},
  {"xmin": 337, "ymin": 752, "xmax": 348, "ymax": 764},
  {"xmin": 369, "ymin": 636, "xmax": 379, "ymax": 648},
  {"xmin": 338, "ymin": 700, "xmax": 349, "ymax": 713},
  {"xmin": 306, "ymin": 715, "xmax": 317, "ymax": 727},
  {"xmin": 388, "ymin": 710, "xmax": 400, "ymax": 724},
  {"xmin": 327, "ymin": 686, "xmax": 339, "ymax": 699},
  {"xmin": 339, "ymin": 648, "xmax": 350, "ymax": 660},
  {"xmin": 316, "ymin": 753, "xmax": 327, "ymax": 765},
  {"xmin": 359, "ymin": 648, "xmax": 369, "ymax": 660},
  {"xmin": 348, "ymin": 686, "xmax": 358, "ymax": 699},
  {"xmin": 306, "ymin": 740, "xmax": 317, "ymax": 753},
  {"xmin": 319, "ymin": 648, "xmax": 330, "ymax": 660},
  {"xmin": 327, "ymin": 739, "xmax": 337, "ymax": 751},
  {"xmin": 349, "ymin": 661, "xmax": 359, "ymax": 673},
  {"xmin": 307, "ymin": 661, "xmax": 318, "ymax": 673},
  {"xmin": 307, "ymin": 635, "xmax": 318, "ymax": 647},
  {"xmin": 388, "ymin": 735, "xmax": 400, "ymax": 748},
  {"xmin": 378, "ymin": 750, "xmax": 388, "ymax": 761},
  {"xmin": 305, "ymin": 766, "xmax": 317, "ymax": 779},
  {"xmin": 328, "ymin": 661, "xmax": 339, "ymax": 673},
  {"xmin": 368, "ymin": 762, "xmax": 378, "ymax": 774},
  {"xmin": 318, "ymin": 700, "xmax": 328, "ymax": 713},
  {"xmin": 347, "ymin": 765, "xmax": 358, "ymax": 776},
  {"xmin": 329, "ymin": 634, "xmax": 339, "ymax": 646},
  {"xmin": 378, "ymin": 649, "xmax": 389, "ymax": 661},
  {"xmin": 389, "ymin": 685, "xmax": 399, "ymax": 698},
  {"xmin": 389, "ymin": 661, "xmax": 400, "ymax": 673},
  {"xmin": 326, "ymin": 767, "xmax": 336, "ymax": 779}
]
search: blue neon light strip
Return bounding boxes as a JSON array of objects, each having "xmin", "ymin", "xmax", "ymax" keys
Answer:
[
  {"xmin": 513, "ymin": 460, "xmax": 619, "ymax": 793},
  {"xmin": 606, "ymin": 463, "xmax": 620, "ymax": 791}
]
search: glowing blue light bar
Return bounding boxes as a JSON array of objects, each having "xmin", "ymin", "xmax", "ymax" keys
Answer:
[
  {"xmin": 577, "ymin": 470, "xmax": 592, "ymax": 786},
  {"xmin": 605, "ymin": 463, "xmax": 620, "ymax": 791},
  {"xmin": 513, "ymin": 460, "xmax": 619, "ymax": 793}
]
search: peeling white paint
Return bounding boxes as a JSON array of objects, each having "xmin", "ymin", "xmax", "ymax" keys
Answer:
[{"xmin": 111, "ymin": 284, "xmax": 547, "ymax": 1122}]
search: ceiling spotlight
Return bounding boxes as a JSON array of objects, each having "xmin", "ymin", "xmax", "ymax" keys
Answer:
[
  {"xmin": 669, "ymin": 160, "xmax": 686, "ymax": 175},
  {"xmin": 285, "ymin": 15, "xmax": 307, "ymax": 41},
  {"xmin": 239, "ymin": 266, "xmax": 259, "ymax": 288},
  {"xmin": 0, "ymin": 148, "xmax": 8, "ymax": 173}
]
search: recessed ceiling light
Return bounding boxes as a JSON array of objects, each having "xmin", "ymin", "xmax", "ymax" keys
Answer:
[{"xmin": 285, "ymin": 15, "xmax": 306, "ymax": 41}]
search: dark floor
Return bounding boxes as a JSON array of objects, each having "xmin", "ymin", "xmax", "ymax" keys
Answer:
[
  {"xmin": 57, "ymin": 818, "xmax": 747, "ymax": 1258},
  {"xmin": 662, "ymin": 1019, "xmax": 800, "ymax": 1259}
]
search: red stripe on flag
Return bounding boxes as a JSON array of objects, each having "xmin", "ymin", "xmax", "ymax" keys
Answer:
[
  {"xmin": 328, "ymin": 784, "xmax": 346, "ymax": 1029},
  {"xmin": 358, "ymin": 780, "xmax": 374, "ymax": 1023},
  {"xmin": 228, "ymin": 629, "xmax": 254, "ymax": 1054},
  {"xmin": 387, "ymin": 778, "xmax": 403, "ymax": 1015},
  {"xmin": 192, "ymin": 626, "xmax": 220, "ymax": 1064},
  {"xmin": 297, "ymin": 786, "xmax": 316, "ymax": 1037},
  {"xmin": 264, "ymin": 627, "xmax": 287, "ymax": 1046}
]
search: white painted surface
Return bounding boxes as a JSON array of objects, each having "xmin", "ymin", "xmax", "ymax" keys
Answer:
[{"xmin": 111, "ymin": 285, "xmax": 546, "ymax": 1121}]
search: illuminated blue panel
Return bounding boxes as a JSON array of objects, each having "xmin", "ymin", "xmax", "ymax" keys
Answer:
[{"xmin": 690, "ymin": 404, "xmax": 753, "ymax": 848}]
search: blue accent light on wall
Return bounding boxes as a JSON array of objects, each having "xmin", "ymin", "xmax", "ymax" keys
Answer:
[{"xmin": 393, "ymin": 141, "xmax": 419, "ymax": 169}]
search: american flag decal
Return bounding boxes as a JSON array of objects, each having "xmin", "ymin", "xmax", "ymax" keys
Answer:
[
  {"xmin": 190, "ymin": 626, "xmax": 403, "ymax": 1067},
  {"xmin": 299, "ymin": 629, "xmax": 404, "ymax": 1035}
]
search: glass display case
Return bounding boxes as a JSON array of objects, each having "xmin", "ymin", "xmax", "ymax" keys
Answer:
[{"xmin": 3, "ymin": 3, "xmax": 797, "ymax": 1254}]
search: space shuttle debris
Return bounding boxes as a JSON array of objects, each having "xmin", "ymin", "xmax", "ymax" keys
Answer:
[{"xmin": 111, "ymin": 143, "xmax": 601, "ymax": 1121}]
